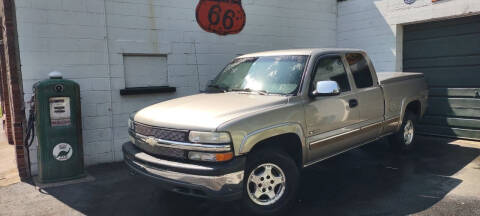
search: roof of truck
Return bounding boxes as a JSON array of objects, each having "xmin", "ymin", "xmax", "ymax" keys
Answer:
[{"xmin": 237, "ymin": 48, "xmax": 365, "ymax": 58}]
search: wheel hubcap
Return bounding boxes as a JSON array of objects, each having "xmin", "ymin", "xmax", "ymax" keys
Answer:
[
  {"xmin": 247, "ymin": 163, "xmax": 286, "ymax": 206},
  {"xmin": 403, "ymin": 120, "xmax": 414, "ymax": 145}
]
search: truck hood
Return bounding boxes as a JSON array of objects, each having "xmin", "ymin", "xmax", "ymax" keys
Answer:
[{"xmin": 133, "ymin": 93, "xmax": 288, "ymax": 131}]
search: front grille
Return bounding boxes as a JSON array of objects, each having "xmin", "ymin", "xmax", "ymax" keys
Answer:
[
  {"xmin": 134, "ymin": 123, "xmax": 188, "ymax": 142},
  {"xmin": 134, "ymin": 137, "xmax": 186, "ymax": 159}
]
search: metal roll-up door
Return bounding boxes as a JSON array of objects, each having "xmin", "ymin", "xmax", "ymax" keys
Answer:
[{"xmin": 403, "ymin": 15, "xmax": 480, "ymax": 140}]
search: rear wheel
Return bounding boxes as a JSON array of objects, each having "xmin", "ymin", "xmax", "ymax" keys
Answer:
[
  {"xmin": 389, "ymin": 111, "xmax": 417, "ymax": 152},
  {"xmin": 242, "ymin": 149, "xmax": 299, "ymax": 216}
]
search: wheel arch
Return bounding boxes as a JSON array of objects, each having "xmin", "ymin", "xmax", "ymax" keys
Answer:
[
  {"xmin": 239, "ymin": 123, "xmax": 306, "ymax": 168},
  {"xmin": 405, "ymin": 100, "xmax": 422, "ymax": 117},
  {"xmin": 396, "ymin": 98, "xmax": 423, "ymax": 131}
]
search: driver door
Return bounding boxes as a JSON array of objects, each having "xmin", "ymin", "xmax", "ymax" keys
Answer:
[{"xmin": 304, "ymin": 55, "xmax": 361, "ymax": 164}]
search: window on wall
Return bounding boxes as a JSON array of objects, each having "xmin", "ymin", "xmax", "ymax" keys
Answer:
[
  {"xmin": 345, "ymin": 53, "xmax": 373, "ymax": 88},
  {"xmin": 123, "ymin": 55, "xmax": 168, "ymax": 88},
  {"xmin": 120, "ymin": 55, "xmax": 176, "ymax": 95},
  {"xmin": 312, "ymin": 56, "xmax": 351, "ymax": 93}
]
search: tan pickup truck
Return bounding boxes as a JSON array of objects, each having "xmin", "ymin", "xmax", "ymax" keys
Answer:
[{"xmin": 123, "ymin": 49, "xmax": 428, "ymax": 215}]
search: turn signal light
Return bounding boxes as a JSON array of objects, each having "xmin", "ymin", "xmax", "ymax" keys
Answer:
[{"xmin": 215, "ymin": 152, "xmax": 233, "ymax": 161}]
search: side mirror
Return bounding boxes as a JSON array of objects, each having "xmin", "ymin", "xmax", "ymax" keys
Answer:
[{"xmin": 312, "ymin": 81, "xmax": 341, "ymax": 96}]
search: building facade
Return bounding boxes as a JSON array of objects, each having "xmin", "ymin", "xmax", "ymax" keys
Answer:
[
  {"xmin": 1, "ymin": 0, "xmax": 479, "ymax": 178},
  {"xmin": 338, "ymin": 0, "xmax": 480, "ymax": 141},
  {"xmin": 12, "ymin": 0, "xmax": 337, "ymax": 176}
]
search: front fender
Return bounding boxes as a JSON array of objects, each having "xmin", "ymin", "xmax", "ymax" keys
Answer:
[{"xmin": 237, "ymin": 122, "xmax": 306, "ymax": 162}]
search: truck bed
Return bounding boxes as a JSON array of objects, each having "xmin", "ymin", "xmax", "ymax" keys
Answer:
[
  {"xmin": 378, "ymin": 72, "xmax": 424, "ymax": 85},
  {"xmin": 378, "ymin": 72, "xmax": 428, "ymax": 121}
]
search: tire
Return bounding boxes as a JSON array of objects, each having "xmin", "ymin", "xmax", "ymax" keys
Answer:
[
  {"xmin": 389, "ymin": 111, "xmax": 417, "ymax": 152},
  {"xmin": 242, "ymin": 149, "xmax": 299, "ymax": 216}
]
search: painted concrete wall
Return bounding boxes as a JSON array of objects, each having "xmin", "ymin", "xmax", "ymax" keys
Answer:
[
  {"xmin": 337, "ymin": 0, "xmax": 480, "ymax": 72},
  {"xmin": 15, "ymin": 0, "xmax": 337, "ymax": 174}
]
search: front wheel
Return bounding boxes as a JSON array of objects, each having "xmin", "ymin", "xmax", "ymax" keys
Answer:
[
  {"xmin": 242, "ymin": 149, "xmax": 299, "ymax": 216},
  {"xmin": 389, "ymin": 111, "xmax": 417, "ymax": 152}
]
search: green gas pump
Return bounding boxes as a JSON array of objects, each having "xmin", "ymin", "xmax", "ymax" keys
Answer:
[{"xmin": 30, "ymin": 71, "xmax": 85, "ymax": 183}]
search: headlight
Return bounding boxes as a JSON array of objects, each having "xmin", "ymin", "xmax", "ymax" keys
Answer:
[
  {"xmin": 188, "ymin": 131, "xmax": 231, "ymax": 143},
  {"xmin": 127, "ymin": 118, "xmax": 135, "ymax": 144},
  {"xmin": 128, "ymin": 118, "xmax": 134, "ymax": 130},
  {"xmin": 128, "ymin": 112, "xmax": 136, "ymax": 130}
]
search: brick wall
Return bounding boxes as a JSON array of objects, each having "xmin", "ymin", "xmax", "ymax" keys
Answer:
[
  {"xmin": 0, "ymin": 42, "xmax": 14, "ymax": 145},
  {"xmin": 15, "ymin": 0, "xmax": 337, "ymax": 174},
  {"xmin": 1, "ymin": 0, "xmax": 29, "ymax": 178},
  {"xmin": 337, "ymin": 0, "xmax": 480, "ymax": 72}
]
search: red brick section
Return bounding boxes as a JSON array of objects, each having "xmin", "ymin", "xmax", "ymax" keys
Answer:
[
  {"xmin": 0, "ymin": 24, "xmax": 14, "ymax": 145},
  {"xmin": 0, "ymin": 0, "xmax": 29, "ymax": 179}
]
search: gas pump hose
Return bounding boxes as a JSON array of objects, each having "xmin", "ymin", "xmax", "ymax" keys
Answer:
[{"xmin": 24, "ymin": 95, "xmax": 35, "ymax": 177}]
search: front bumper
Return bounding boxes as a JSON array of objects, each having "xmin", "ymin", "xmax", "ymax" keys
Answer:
[{"xmin": 122, "ymin": 142, "xmax": 245, "ymax": 200}]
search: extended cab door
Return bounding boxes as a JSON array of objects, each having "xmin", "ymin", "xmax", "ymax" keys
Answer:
[
  {"xmin": 304, "ymin": 55, "xmax": 361, "ymax": 164},
  {"xmin": 344, "ymin": 53, "xmax": 384, "ymax": 142}
]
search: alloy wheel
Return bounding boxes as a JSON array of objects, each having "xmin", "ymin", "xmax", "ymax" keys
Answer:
[
  {"xmin": 403, "ymin": 120, "xmax": 414, "ymax": 145},
  {"xmin": 247, "ymin": 163, "xmax": 286, "ymax": 206}
]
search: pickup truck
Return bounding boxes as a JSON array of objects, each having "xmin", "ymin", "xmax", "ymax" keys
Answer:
[{"xmin": 123, "ymin": 49, "xmax": 428, "ymax": 215}]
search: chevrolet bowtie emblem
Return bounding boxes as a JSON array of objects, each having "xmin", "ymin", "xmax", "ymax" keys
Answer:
[{"xmin": 145, "ymin": 137, "xmax": 157, "ymax": 145}]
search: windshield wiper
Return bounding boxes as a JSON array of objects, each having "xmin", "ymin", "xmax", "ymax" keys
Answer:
[
  {"xmin": 229, "ymin": 88, "xmax": 268, "ymax": 95},
  {"xmin": 207, "ymin": 84, "xmax": 227, "ymax": 92}
]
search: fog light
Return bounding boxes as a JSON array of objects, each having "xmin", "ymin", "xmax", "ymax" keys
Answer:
[{"xmin": 188, "ymin": 152, "xmax": 233, "ymax": 162}]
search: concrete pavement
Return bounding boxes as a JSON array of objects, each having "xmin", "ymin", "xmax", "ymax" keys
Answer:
[{"xmin": 0, "ymin": 123, "xmax": 20, "ymax": 187}]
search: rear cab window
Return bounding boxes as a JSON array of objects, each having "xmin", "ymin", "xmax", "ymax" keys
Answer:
[{"xmin": 345, "ymin": 53, "xmax": 374, "ymax": 88}]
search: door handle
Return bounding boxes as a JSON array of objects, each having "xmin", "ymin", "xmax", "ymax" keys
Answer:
[{"xmin": 349, "ymin": 99, "xmax": 358, "ymax": 108}]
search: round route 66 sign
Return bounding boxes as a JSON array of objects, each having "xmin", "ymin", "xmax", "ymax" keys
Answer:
[{"xmin": 196, "ymin": 0, "xmax": 246, "ymax": 35}]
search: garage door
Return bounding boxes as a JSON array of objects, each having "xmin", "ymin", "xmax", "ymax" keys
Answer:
[{"xmin": 403, "ymin": 15, "xmax": 480, "ymax": 140}]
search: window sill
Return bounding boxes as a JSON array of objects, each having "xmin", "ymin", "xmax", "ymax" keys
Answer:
[{"xmin": 120, "ymin": 86, "xmax": 176, "ymax": 96}]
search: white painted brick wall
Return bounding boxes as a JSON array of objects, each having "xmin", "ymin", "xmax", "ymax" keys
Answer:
[
  {"xmin": 16, "ymin": 0, "xmax": 111, "ymax": 175},
  {"xmin": 337, "ymin": 0, "xmax": 480, "ymax": 72},
  {"xmin": 16, "ymin": 0, "xmax": 337, "ymax": 174}
]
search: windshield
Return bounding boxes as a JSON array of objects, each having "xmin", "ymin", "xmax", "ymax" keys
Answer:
[{"xmin": 208, "ymin": 55, "xmax": 308, "ymax": 95}]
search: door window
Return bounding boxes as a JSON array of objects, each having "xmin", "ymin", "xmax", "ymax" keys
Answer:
[
  {"xmin": 345, "ymin": 53, "xmax": 373, "ymax": 88},
  {"xmin": 312, "ymin": 56, "xmax": 351, "ymax": 92}
]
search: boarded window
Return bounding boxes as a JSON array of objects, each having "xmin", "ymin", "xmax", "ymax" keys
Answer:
[{"xmin": 123, "ymin": 55, "xmax": 168, "ymax": 88}]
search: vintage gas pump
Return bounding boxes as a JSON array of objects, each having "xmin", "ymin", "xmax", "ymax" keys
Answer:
[{"xmin": 30, "ymin": 71, "xmax": 85, "ymax": 183}]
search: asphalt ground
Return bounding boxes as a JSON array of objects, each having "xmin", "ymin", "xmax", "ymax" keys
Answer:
[{"xmin": 0, "ymin": 135, "xmax": 479, "ymax": 216}]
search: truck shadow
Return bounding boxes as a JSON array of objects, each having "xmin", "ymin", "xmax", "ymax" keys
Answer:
[
  {"xmin": 156, "ymin": 137, "xmax": 478, "ymax": 216},
  {"xmin": 35, "ymin": 136, "xmax": 478, "ymax": 216},
  {"xmin": 294, "ymin": 136, "xmax": 478, "ymax": 215}
]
